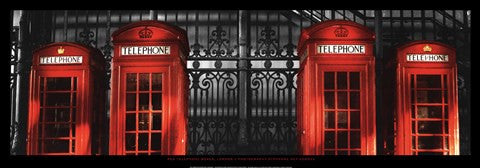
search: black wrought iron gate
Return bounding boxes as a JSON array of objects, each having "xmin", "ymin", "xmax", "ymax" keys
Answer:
[{"xmin": 10, "ymin": 10, "xmax": 470, "ymax": 155}]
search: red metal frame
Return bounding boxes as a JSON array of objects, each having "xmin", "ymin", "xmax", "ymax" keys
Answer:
[
  {"xmin": 109, "ymin": 20, "xmax": 189, "ymax": 155},
  {"xmin": 297, "ymin": 20, "xmax": 376, "ymax": 155},
  {"xmin": 395, "ymin": 41, "xmax": 459, "ymax": 155},
  {"xmin": 27, "ymin": 42, "xmax": 106, "ymax": 155}
]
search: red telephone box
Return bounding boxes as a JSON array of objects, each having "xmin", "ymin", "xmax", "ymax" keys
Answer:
[
  {"xmin": 109, "ymin": 20, "xmax": 189, "ymax": 155},
  {"xmin": 394, "ymin": 41, "xmax": 459, "ymax": 155},
  {"xmin": 297, "ymin": 20, "xmax": 376, "ymax": 155},
  {"xmin": 27, "ymin": 42, "xmax": 106, "ymax": 155}
]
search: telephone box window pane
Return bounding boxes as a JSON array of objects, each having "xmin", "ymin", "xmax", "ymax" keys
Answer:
[
  {"xmin": 44, "ymin": 108, "xmax": 70, "ymax": 122},
  {"xmin": 126, "ymin": 113, "xmax": 136, "ymax": 131},
  {"xmin": 337, "ymin": 72, "xmax": 347, "ymax": 89},
  {"xmin": 338, "ymin": 151, "xmax": 348, "ymax": 155},
  {"xmin": 152, "ymin": 93, "xmax": 162, "ymax": 110},
  {"xmin": 325, "ymin": 131, "xmax": 335, "ymax": 149},
  {"xmin": 412, "ymin": 122, "xmax": 416, "ymax": 133},
  {"xmin": 412, "ymin": 137, "xmax": 416, "ymax": 149},
  {"xmin": 152, "ymin": 73, "xmax": 162, "ymax": 91},
  {"xmin": 72, "ymin": 93, "xmax": 76, "ymax": 106},
  {"xmin": 325, "ymin": 112, "xmax": 335, "ymax": 129},
  {"xmin": 418, "ymin": 152, "xmax": 443, "ymax": 155},
  {"xmin": 350, "ymin": 112, "xmax": 360, "ymax": 129},
  {"xmin": 337, "ymin": 131, "xmax": 348, "ymax": 149},
  {"xmin": 411, "ymin": 106, "xmax": 416, "ymax": 118},
  {"xmin": 350, "ymin": 72, "xmax": 360, "ymax": 90},
  {"xmin": 337, "ymin": 112, "xmax": 347, "ymax": 128},
  {"xmin": 138, "ymin": 133, "xmax": 149, "ymax": 151},
  {"xmin": 417, "ymin": 106, "xmax": 442, "ymax": 118},
  {"xmin": 445, "ymin": 136, "xmax": 449, "ymax": 149},
  {"xmin": 139, "ymin": 73, "xmax": 149, "ymax": 91},
  {"xmin": 126, "ymin": 93, "xmax": 136, "ymax": 111},
  {"xmin": 444, "ymin": 106, "xmax": 449, "ymax": 119},
  {"xmin": 417, "ymin": 90, "xmax": 442, "ymax": 103},
  {"xmin": 417, "ymin": 75, "xmax": 441, "ymax": 88},
  {"xmin": 44, "ymin": 140, "xmax": 69, "ymax": 153},
  {"xmin": 325, "ymin": 151, "xmax": 335, "ymax": 155},
  {"xmin": 444, "ymin": 121, "xmax": 448, "ymax": 134},
  {"xmin": 73, "ymin": 77, "xmax": 77, "ymax": 91},
  {"xmin": 152, "ymin": 113, "xmax": 162, "ymax": 130},
  {"xmin": 350, "ymin": 131, "xmax": 360, "ymax": 148},
  {"xmin": 40, "ymin": 77, "xmax": 45, "ymax": 91},
  {"xmin": 350, "ymin": 151, "xmax": 360, "ymax": 155},
  {"xmin": 444, "ymin": 91, "xmax": 448, "ymax": 103},
  {"xmin": 337, "ymin": 92, "xmax": 348, "ymax": 109},
  {"xmin": 125, "ymin": 133, "xmax": 136, "ymax": 151},
  {"xmin": 151, "ymin": 133, "xmax": 161, "ymax": 150},
  {"xmin": 72, "ymin": 108, "xmax": 76, "ymax": 122},
  {"xmin": 324, "ymin": 92, "xmax": 335, "ymax": 109},
  {"xmin": 324, "ymin": 72, "xmax": 335, "ymax": 89},
  {"xmin": 127, "ymin": 73, "xmax": 137, "ymax": 91},
  {"xmin": 46, "ymin": 93, "xmax": 71, "ymax": 106},
  {"xmin": 46, "ymin": 77, "xmax": 71, "ymax": 91},
  {"xmin": 418, "ymin": 136, "xmax": 443, "ymax": 149},
  {"xmin": 418, "ymin": 121, "xmax": 443, "ymax": 134},
  {"xmin": 44, "ymin": 124, "xmax": 70, "ymax": 137},
  {"xmin": 138, "ymin": 113, "xmax": 149, "ymax": 130},
  {"xmin": 139, "ymin": 93, "xmax": 149, "ymax": 111},
  {"xmin": 350, "ymin": 92, "xmax": 360, "ymax": 109}
]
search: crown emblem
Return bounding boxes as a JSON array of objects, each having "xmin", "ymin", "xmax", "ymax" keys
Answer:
[
  {"xmin": 334, "ymin": 26, "xmax": 349, "ymax": 37},
  {"xmin": 423, "ymin": 45, "xmax": 432, "ymax": 52},
  {"xmin": 57, "ymin": 46, "xmax": 65, "ymax": 54},
  {"xmin": 139, "ymin": 26, "xmax": 153, "ymax": 39}
]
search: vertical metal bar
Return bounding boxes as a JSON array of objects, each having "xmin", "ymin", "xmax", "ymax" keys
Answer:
[
  {"xmin": 374, "ymin": 10, "xmax": 383, "ymax": 155},
  {"xmin": 63, "ymin": 10, "xmax": 67, "ymax": 41},
  {"xmin": 149, "ymin": 10, "xmax": 157, "ymax": 20},
  {"xmin": 237, "ymin": 10, "xmax": 249, "ymax": 152}
]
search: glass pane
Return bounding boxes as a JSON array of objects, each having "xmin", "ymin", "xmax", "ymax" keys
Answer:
[
  {"xmin": 43, "ymin": 140, "xmax": 69, "ymax": 153},
  {"xmin": 412, "ymin": 122, "xmax": 416, "ymax": 133},
  {"xmin": 350, "ymin": 92, "xmax": 360, "ymax": 109},
  {"xmin": 73, "ymin": 77, "xmax": 77, "ymax": 91},
  {"xmin": 338, "ymin": 151, "xmax": 348, "ymax": 155},
  {"xmin": 412, "ymin": 137, "xmax": 416, "ymax": 149},
  {"xmin": 324, "ymin": 92, "xmax": 335, "ymax": 109},
  {"xmin": 151, "ymin": 133, "xmax": 161, "ymax": 150},
  {"xmin": 324, "ymin": 72, "xmax": 335, "ymax": 89},
  {"xmin": 337, "ymin": 131, "xmax": 348, "ymax": 149},
  {"xmin": 46, "ymin": 77, "xmax": 71, "ymax": 91},
  {"xmin": 444, "ymin": 121, "xmax": 448, "ymax": 134},
  {"xmin": 337, "ymin": 92, "xmax": 347, "ymax": 109},
  {"xmin": 445, "ymin": 136, "xmax": 449, "ymax": 149},
  {"xmin": 138, "ymin": 113, "xmax": 149, "ymax": 130},
  {"xmin": 410, "ymin": 74, "xmax": 414, "ymax": 89},
  {"xmin": 350, "ymin": 111, "xmax": 360, "ymax": 129},
  {"xmin": 337, "ymin": 112, "xmax": 347, "ymax": 128},
  {"xmin": 44, "ymin": 108, "xmax": 70, "ymax": 122},
  {"xmin": 324, "ymin": 131, "xmax": 335, "ymax": 149},
  {"xmin": 139, "ymin": 93, "xmax": 149, "ymax": 111},
  {"xmin": 444, "ymin": 106, "xmax": 448, "ymax": 119},
  {"xmin": 417, "ymin": 75, "xmax": 441, "ymax": 88},
  {"xmin": 152, "ymin": 93, "xmax": 162, "ymax": 110},
  {"xmin": 139, "ymin": 73, "xmax": 149, "ymax": 91},
  {"xmin": 40, "ymin": 77, "xmax": 45, "ymax": 91},
  {"xmin": 138, "ymin": 133, "xmax": 149, "ymax": 151},
  {"xmin": 152, "ymin": 73, "xmax": 162, "ymax": 91},
  {"xmin": 126, "ymin": 113, "xmax": 136, "ymax": 131},
  {"xmin": 325, "ymin": 111, "xmax": 335, "ymax": 129},
  {"xmin": 350, "ymin": 151, "xmax": 360, "ymax": 155},
  {"xmin": 44, "ymin": 124, "xmax": 70, "ymax": 137},
  {"xmin": 349, "ymin": 72, "xmax": 360, "ymax": 89},
  {"xmin": 72, "ymin": 140, "xmax": 75, "ymax": 152},
  {"xmin": 125, "ymin": 133, "xmax": 136, "ymax": 151},
  {"xmin": 337, "ymin": 72, "xmax": 347, "ymax": 89},
  {"xmin": 350, "ymin": 131, "xmax": 360, "ymax": 148},
  {"xmin": 417, "ymin": 90, "xmax": 442, "ymax": 103},
  {"xmin": 46, "ymin": 93, "xmax": 71, "ymax": 106},
  {"xmin": 418, "ymin": 152, "xmax": 443, "ymax": 155},
  {"xmin": 444, "ymin": 91, "xmax": 448, "ymax": 103},
  {"xmin": 417, "ymin": 106, "xmax": 442, "ymax": 118},
  {"xmin": 127, "ymin": 73, "xmax": 137, "ymax": 91},
  {"xmin": 418, "ymin": 121, "xmax": 442, "ymax": 134},
  {"xmin": 126, "ymin": 93, "xmax": 136, "ymax": 111},
  {"xmin": 411, "ymin": 105, "xmax": 416, "ymax": 118},
  {"xmin": 324, "ymin": 151, "xmax": 335, "ymax": 155},
  {"xmin": 152, "ymin": 113, "xmax": 162, "ymax": 130},
  {"xmin": 72, "ymin": 108, "xmax": 76, "ymax": 123},
  {"xmin": 72, "ymin": 93, "xmax": 76, "ymax": 106},
  {"xmin": 418, "ymin": 136, "xmax": 443, "ymax": 149}
]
